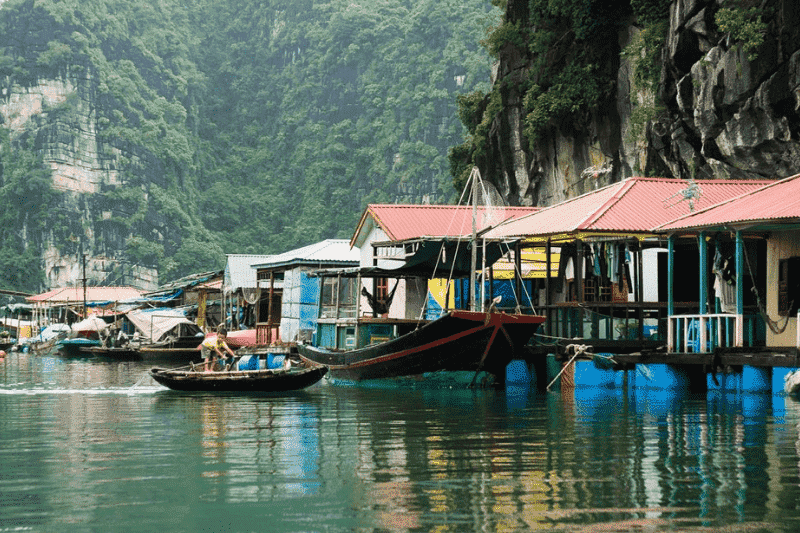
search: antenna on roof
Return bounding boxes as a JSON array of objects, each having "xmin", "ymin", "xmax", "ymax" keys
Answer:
[
  {"xmin": 663, "ymin": 178, "xmax": 703, "ymax": 212},
  {"xmin": 579, "ymin": 162, "xmax": 612, "ymax": 183}
]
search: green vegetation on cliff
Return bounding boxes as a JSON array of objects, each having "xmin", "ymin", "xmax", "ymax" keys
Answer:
[
  {"xmin": 449, "ymin": 0, "xmax": 675, "ymax": 187},
  {"xmin": 0, "ymin": 0, "xmax": 499, "ymax": 291}
]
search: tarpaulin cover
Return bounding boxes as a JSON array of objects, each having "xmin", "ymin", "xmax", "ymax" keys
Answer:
[
  {"xmin": 71, "ymin": 315, "xmax": 109, "ymax": 333},
  {"xmin": 126, "ymin": 308, "xmax": 194, "ymax": 343},
  {"xmin": 204, "ymin": 329, "xmax": 257, "ymax": 348}
]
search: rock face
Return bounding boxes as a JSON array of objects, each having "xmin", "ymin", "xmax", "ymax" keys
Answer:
[
  {"xmin": 0, "ymin": 73, "xmax": 160, "ymax": 290},
  {"xmin": 483, "ymin": 0, "xmax": 800, "ymax": 207}
]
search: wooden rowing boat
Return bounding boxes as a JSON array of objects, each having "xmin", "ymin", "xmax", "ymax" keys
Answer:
[{"xmin": 149, "ymin": 361, "xmax": 328, "ymax": 392}]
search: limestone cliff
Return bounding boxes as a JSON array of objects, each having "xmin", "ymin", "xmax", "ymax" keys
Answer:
[
  {"xmin": 1, "ymin": 74, "xmax": 161, "ymax": 290},
  {"xmin": 479, "ymin": 0, "xmax": 800, "ymax": 207}
]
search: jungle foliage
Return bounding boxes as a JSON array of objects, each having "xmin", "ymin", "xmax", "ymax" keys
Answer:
[
  {"xmin": 0, "ymin": 0, "xmax": 499, "ymax": 290},
  {"xmin": 449, "ymin": 0, "xmax": 674, "ymax": 185}
]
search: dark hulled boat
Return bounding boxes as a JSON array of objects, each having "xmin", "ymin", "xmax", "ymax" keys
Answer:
[
  {"xmin": 297, "ymin": 310, "xmax": 545, "ymax": 384},
  {"xmin": 149, "ymin": 362, "xmax": 328, "ymax": 392}
]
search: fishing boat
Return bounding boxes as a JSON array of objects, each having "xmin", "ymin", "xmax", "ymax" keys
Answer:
[
  {"xmin": 295, "ymin": 168, "xmax": 546, "ymax": 386},
  {"xmin": 80, "ymin": 345, "xmax": 142, "ymax": 360},
  {"xmin": 126, "ymin": 307, "xmax": 204, "ymax": 360},
  {"xmin": 297, "ymin": 310, "xmax": 544, "ymax": 383},
  {"xmin": 149, "ymin": 360, "xmax": 328, "ymax": 392},
  {"xmin": 56, "ymin": 337, "xmax": 102, "ymax": 356}
]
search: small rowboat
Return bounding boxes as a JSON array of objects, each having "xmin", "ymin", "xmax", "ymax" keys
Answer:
[{"xmin": 149, "ymin": 362, "xmax": 328, "ymax": 392}]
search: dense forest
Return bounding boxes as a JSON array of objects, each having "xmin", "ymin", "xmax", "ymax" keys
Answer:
[{"xmin": 0, "ymin": 0, "xmax": 499, "ymax": 291}]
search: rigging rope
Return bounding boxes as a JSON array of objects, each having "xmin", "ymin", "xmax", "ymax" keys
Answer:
[{"xmin": 742, "ymin": 240, "xmax": 791, "ymax": 334}]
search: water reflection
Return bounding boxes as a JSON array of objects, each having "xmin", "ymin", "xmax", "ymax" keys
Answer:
[{"xmin": 3, "ymin": 351, "xmax": 800, "ymax": 532}]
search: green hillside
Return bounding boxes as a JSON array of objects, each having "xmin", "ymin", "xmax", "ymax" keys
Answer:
[{"xmin": 0, "ymin": 0, "xmax": 498, "ymax": 290}]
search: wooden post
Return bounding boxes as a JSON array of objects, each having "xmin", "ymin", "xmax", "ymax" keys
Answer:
[
  {"xmin": 576, "ymin": 239, "xmax": 584, "ymax": 338},
  {"xmin": 667, "ymin": 235, "xmax": 675, "ymax": 352},
  {"xmin": 515, "ymin": 241, "xmax": 522, "ymax": 310},
  {"xmin": 267, "ymin": 271, "xmax": 275, "ymax": 344},
  {"xmin": 636, "ymin": 241, "xmax": 644, "ymax": 339},
  {"xmin": 699, "ymin": 231, "xmax": 708, "ymax": 314},
  {"xmin": 735, "ymin": 230, "xmax": 744, "ymax": 347},
  {"xmin": 545, "ymin": 239, "xmax": 552, "ymax": 335}
]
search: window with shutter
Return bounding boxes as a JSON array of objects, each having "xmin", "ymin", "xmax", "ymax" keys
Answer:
[{"xmin": 778, "ymin": 257, "xmax": 800, "ymax": 316}]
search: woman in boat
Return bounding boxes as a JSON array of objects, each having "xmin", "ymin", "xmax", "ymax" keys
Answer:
[{"xmin": 201, "ymin": 327, "xmax": 237, "ymax": 371}]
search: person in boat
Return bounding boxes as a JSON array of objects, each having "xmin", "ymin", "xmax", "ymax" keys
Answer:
[{"xmin": 201, "ymin": 327, "xmax": 237, "ymax": 371}]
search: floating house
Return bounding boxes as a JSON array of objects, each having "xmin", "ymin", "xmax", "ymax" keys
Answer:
[
  {"xmin": 252, "ymin": 239, "xmax": 360, "ymax": 346},
  {"xmin": 485, "ymin": 177, "xmax": 772, "ymax": 348},
  {"xmin": 302, "ymin": 204, "xmax": 539, "ymax": 355},
  {"xmin": 26, "ymin": 286, "xmax": 144, "ymax": 328},
  {"xmin": 351, "ymin": 204, "xmax": 540, "ymax": 318},
  {"xmin": 655, "ymin": 172, "xmax": 800, "ymax": 393}
]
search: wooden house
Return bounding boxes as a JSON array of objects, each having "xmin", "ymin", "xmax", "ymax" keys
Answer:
[
  {"xmin": 302, "ymin": 204, "xmax": 539, "ymax": 353},
  {"xmin": 656, "ymin": 173, "xmax": 800, "ymax": 383},
  {"xmin": 351, "ymin": 204, "xmax": 540, "ymax": 316},
  {"xmin": 484, "ymin": 177, "xmax": 773, "ymax": 356},
  {"xmin": 252, "ymin": 239, "xmax": 360, "ymax": 346}
]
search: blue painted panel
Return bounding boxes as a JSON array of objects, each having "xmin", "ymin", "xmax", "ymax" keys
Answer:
[
  {"xmin": 633, "ymin": 364, "xmax": 689, "ymax": 390},
  {"xmin": 506, "ymin": 359, "xmax": 531, "ymax": 385},
  {"xmin": 453, "ymin": 279, "xmax": 535, "ymax": 310},
  {"xmin": 317, "ymin": 323, "xmax": 336, "ymax": 349},
  {"xmin": 299, "ymin": 271, "xmax": 321, "ymax": 330},
  {"xmin": 574, "ymin": 360, "xmax": 616, "ymax": 388}
]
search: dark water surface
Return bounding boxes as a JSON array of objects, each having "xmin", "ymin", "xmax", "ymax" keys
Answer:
[{"xmin": 1, "ymin": 351, "xmax": 800, "ymax": 532}]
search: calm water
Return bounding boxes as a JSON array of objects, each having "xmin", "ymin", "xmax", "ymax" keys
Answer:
[{"xmin": 1, "ymin": 351, "xmax": 800, "ymax": 532}]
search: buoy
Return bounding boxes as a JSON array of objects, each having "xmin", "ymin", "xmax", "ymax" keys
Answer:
[{"xmin": 0, "ymin": 350, "xmax": 6, "ymax": 357}]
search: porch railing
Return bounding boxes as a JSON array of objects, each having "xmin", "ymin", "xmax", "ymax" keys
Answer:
[
  {"xmin": 256, "ymin": 322, "xmax": 280, "ymax": 345},
  {"xmin": 540, "ymin": 302, "xmax": 680, "ymax": 342},
  {"xmin": 667, "ymin": 314, "xmax": 742, "ymax": 353}
]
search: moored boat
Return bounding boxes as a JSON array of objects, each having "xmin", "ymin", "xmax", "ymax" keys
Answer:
[
  {"xmin": 297, "ymin": 310, "xmax": 544, "ymax": 384},
  {"xmin": 80, "ymin": 345, "xmax": 142, "ymax": 360},
  {"xmin": 56, "ymin": 337, "xmax": 102, "ymax": 356},
  {"xmin": 149, "ymin": 360, "xmax": 328, "ymax": 392},
  {"xmin": 126, "ymin": 307, "xmax": 204, "ymax": 360}
]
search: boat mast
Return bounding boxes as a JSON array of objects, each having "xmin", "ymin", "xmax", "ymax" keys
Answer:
[
  {"xmin": 470, "ymin": 167, "xmax": 478, "ymax": 311},
  {"xmin": 81, "ymin": 240, "xmax": 87, "ymax": 319}
]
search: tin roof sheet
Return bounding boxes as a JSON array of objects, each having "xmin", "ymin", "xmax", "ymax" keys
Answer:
[
  {"xmin": 252, "ymin": 239, "xmax": 360, "ymax": 270},
  {"xmin": 27, "ymin": 286, "xmax": 144, "ymax": 303},
  {"xmin": 484, "ymin": 177, "xmax": 772, "ymax": 239},
  {"xmin": 656, "ymin": 173, "xmax": 800, "ymax": 231},
  {"xmin": 224, "ymin": 254, "xmax": 275, "ymax": 291},
  {"xmin": 351, "ymin": 204, "xmax": 539, "ymax": 248}
]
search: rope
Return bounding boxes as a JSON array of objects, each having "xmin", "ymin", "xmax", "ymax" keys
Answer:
[
  {"xmin": 415, "ymin": 170, "xmax": 474, "ymax": 324},
  {"xmin": 546, "ymin": 343, "xmax": 588, "ymax": 391},
  {"xmin": 742, "ymin": 241, "xmax": 791, "ymax": 334}
]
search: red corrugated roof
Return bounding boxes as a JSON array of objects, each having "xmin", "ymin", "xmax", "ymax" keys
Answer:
[
  {"xmin": 27, "ymin": 286, "xmax": 144, "ymax": 303},
  {"xmin": 351, "ymin": 204, "xmax": 539, "ymax": 247},
  {"xmin": 657, "ymin": 173, "xmax": 800, "ymax": 231},
  {"xmin": 485, "ymin": 177, "xmax": 773, "ymax": 239}
]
